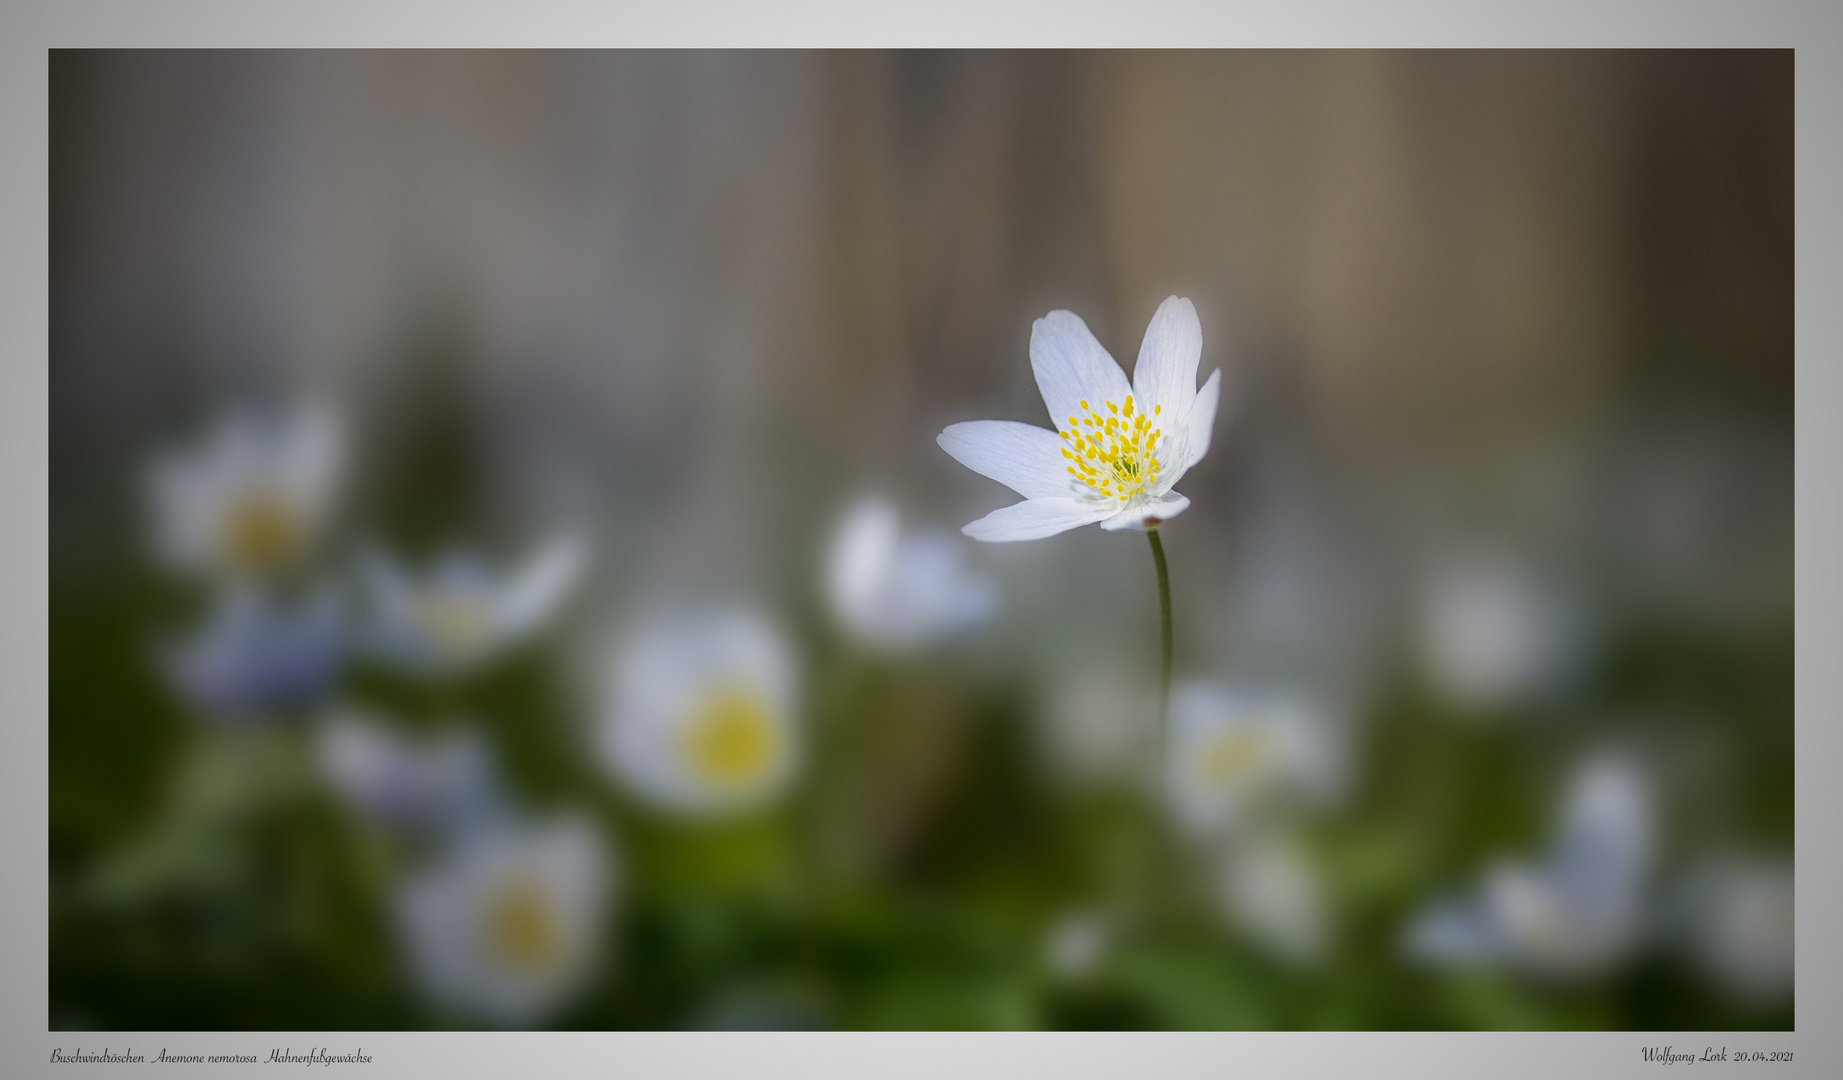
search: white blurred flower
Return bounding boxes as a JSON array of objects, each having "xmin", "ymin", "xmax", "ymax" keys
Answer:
[
  {"xmin": 1162, "ymin": 683, "xmax": 1342, "ymax": 836},
  {"xmin": 164, "ymin": 587, "xmax": 345, "ymax": 719},
  {"xmin": 1683, "ymin": 857, "xmax": 1793, "ymax": 1001},
  {"xmin": 361, "ymin": 536, "xmax": 586, "ymax": 676},
  {"xmin": 598, "ymin": 608, "xmax": 800, "ymax": 817},
  {"xmin": 1042, "ymin": 663, "xmax": 1156, "ymax": 785},
  {"xmin": 825, "ymin": 497, "xmax": 996, "ymax": 651},
  {"xmin": 1043, "ymin": 911, "xmax": 1113, "ymax": 981},
  {"xmin": 1407, "ymin": 755, "xmax": 1653, "ymax": 977},
  {"xmin": 148, "ymin": 402, "xmax": 344, "ymax": 580},
  {"xmin": 316, "ymin": 711, "xmax": 500, "ymax": 834},
  {"xmin": 1215, "ymin": 836, "xmax": 1329, "ymax": 966},
  {"xmin": 938, "ymin": 296, "xmax": 1222, "ymax": 541},
  {"xmin": 1417, "ymin": 555, "xmax": 1580, "ymax": 713},
  {"xmin": 395, "ymin": 815, "xmax": 612, "ymax": 1028}
]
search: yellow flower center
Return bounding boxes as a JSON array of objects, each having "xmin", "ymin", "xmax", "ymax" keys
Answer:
[
  {"xmin": 219, "ymin": 492, "xmax": 302, "ymax": 574},
  {"xmin": 409, "ymin": 593, "xmax": 495, "ymax": 658},
  {"xmin": 680, "ymin": 683, "xmax": 780, "ymax": 791},
  {"xmin": 486, "ymin": 875, "xmax": 561, "ymax": 973},
  {"xmin": 1197, "ymin": 728, "xmax": 1270, "ymax": 790},
  {"xmin": 1060, "ymin": 396, "xmax": 1164, "ymax": 503}
]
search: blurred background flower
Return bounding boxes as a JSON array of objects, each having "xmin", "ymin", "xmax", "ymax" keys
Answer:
[
  {"xmin": 394, "ymin": 814, "xmax": 613, "ymax": 1027},
  {"xmin": 51, "ymin": 50, "xmax": 1790, "ymax": 1031},
  {"xmin": 1162, "ymin": 683, "xmax": 1342, "ymax": 837},
  {"xmin": 1677, "ymin": 856, "xmax": 1794, "ymax": 1004},
  {"xmin": 163, "ymin": 586, "xmax": 346, "ymax": 721},
  {"xmin": 1040, "ymin": 661, "xmax": 1157, "ymax": 787},
  {"xmin": 1213, "ymin": 834, "xmax": 1329, "ymax": 968},
  {"xmin": 598, "ymin": 608, "xmax": 800, "ymax": 817},
  {"xmin": 1415, "ymin": 553, "xmax": 1584, "ymax": 715},
  {"xmin": 359, "ymin": 535, "xmax": 585, "ymax": 677},
  {"xmin": 147, "ymin": 402, "xmax": 345, "ymax": 582},
  {"xmin": 1043, "ymin": 909, "xmax": 1115, "ymax": 982},
  {"xmin": 825, "ymin": 496, "xmax": 996, "ymax": 651},
  {"xmin": 316, "ymin": 710, "xmax": 502, "ymax": 836},
  {"xmin": 1405, "ymin": 754, "xmax": 1653, "ymax": 978}
]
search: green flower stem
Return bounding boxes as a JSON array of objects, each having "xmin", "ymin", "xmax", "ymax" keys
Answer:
[{"xmin": 1147, "ymin": 527, "xmax": 1173, "ymax": 744}]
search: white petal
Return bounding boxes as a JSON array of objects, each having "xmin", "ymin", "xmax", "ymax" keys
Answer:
[
  {"xmin": 826, "ymin": 498, "xmax": 899, "ymax": 628},
  {"xmin": 1552, "ymin": 757, "xmax": 1651, "ymax": 916},
  {"xmin": 500, "ymin": 536, "xmax": 588, "ymax": 638},
  {"xmin": 962, "ymin": 497, "xmax": 1112, "ymax": 543},
  {"xmin": 1132, "ymin": 296, "xmax": 1203, "ymax": 423},
  {"xmin": 937, "ymin": 421, "xmax": 1073, "ymax": 500},
  {"xmin": 1099, "ymin": 492, "xmax": 1191, "ymax": 531},
  {"xmin": 1180, "ymin": 368, "xmax": 1223, "ymax": 472},
  {"xmin": 1030, "ymin": 310, "xmax": 1134, "ymax": 432},
  {"xmin": 279, "ymin": 400, "xmax": 346, "ymax": 509},
  {"xmin": 872, "ymin": 530, "xmax": 991, "ymax": 646}
]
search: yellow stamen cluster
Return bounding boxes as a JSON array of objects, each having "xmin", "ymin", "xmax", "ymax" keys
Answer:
[
  {"xmin": 1198, "ymin": 729, "xmax": 1271, "ymax": 789},
  {"xmin": 1059, "ymin": 395, "xmax": 1164, "ymax": 502},
  {"xmin": 410, "ymin": 593, "xmax": 495, "ymax": 657},
  {"xmin": 487, "ymin": 875, "xmax": 562, "ymax": 972},
  {"xmin": 219, "ymin": 492, "xmax": 303, "ymax": 575},
  {"xmin": 682, "ymin": 683, "xmax": 780, "ymax": 791}
]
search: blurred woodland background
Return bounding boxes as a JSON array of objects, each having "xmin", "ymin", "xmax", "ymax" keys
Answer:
[{"xmin": 51, "ymin": 50, "xmax": 1791, "ymax": 1030}]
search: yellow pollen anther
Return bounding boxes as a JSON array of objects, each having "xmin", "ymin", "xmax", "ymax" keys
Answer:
[
  {"xmin": 682, "ymin": 683, "xmax": 781, "ymax": 791},
  {"xmin": 488, "ymin": 877, "xmax": 562, "ymax": 972},
  {"xmin": 1154, "ymin": 404, "xmax": 1162, "ymax": 415},
  {"xmin": 1058, "ymin": 395, "xmax": 1166, "ymax": 504}
]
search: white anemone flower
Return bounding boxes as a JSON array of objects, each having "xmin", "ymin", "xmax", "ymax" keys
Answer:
[
  {"xmin": 1162, "ymin": 683, "xmax": 1341, "ymax": 837},
  {"xmin": 148, "ymin": 402, "xmax": 345, "ymax": 580},
  {"xmin": 164, "ymin": 586, "xmax": 345, "ymax": 720},
  {"xmin": 826, "ymin": 497, "xmax": 997, "ymax": 651},
  {"xmin": 1406, "ymin": 755, "xmax": 1653, "ymax": 977},
  {"xmin": 395, "ymin": 815, "xmax": 612, "ymax": 1028},
  {"xmin": 598, "ymin": 609, "xmax": 799, "ymax": 817},
  {"xmin": 316, "ymin": 710, "xmax": 501, "ymax": 835},
  {"xmin": 938, "ymin": 296, "xmax": 1222, "ymax": 540},
  {"xmin": 1215, "ymin": 836, "xmax": 1330, "ymax": 966},
  {"xmin": 361, "ymin": 536, "xmax": 586, "ymax": 676}
]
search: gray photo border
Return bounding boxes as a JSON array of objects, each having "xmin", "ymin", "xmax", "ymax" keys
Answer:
[{"xmin": 7, "ymin": 1, "xmax": 1840, "ymax": 1077}]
